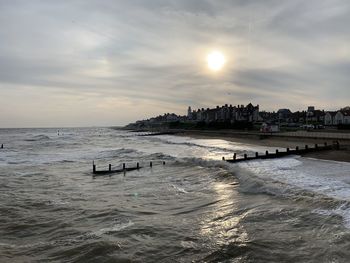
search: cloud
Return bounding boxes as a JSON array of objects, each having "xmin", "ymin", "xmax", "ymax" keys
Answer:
[{"xmin": 0, "ymin": 0, "xmax": 349, "ymax": 127}]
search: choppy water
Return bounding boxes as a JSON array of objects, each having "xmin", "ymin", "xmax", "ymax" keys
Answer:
[{"xmin": 1, "ymin": 127, "xmax": 350, "ymax": 262}]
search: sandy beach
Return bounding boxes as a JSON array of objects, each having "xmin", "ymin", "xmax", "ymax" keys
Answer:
[{"xmin": 177, "ymin": 130, "xmax": 350, "ymax": 163}]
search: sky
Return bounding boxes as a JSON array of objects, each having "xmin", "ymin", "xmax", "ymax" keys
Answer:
[{"xmin": 0, "ymin": 0, "xmax": 349, "ymax": 127}]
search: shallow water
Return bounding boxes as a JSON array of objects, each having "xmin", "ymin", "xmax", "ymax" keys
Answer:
[{"xmin": 1, "ymin": 127, "xmax": 350, "ymax": 262}]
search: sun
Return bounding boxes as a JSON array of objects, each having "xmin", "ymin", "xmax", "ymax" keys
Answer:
[{"xmin": 207, "ymin": 51, "xmax": 226, "ymax": 71}]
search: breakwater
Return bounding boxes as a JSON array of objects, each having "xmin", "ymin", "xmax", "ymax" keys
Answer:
[{"xmin": 224, "ymin": 141, "xmax": 339, "ymax": 163}]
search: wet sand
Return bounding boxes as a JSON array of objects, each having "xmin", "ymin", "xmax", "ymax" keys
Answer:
[{"xmin": 177, "ymin": 130, "xmax": 350, "ymax": 163}]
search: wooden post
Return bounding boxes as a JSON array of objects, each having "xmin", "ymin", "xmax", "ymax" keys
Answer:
[
  {"xmin": 137, "ymin": 162, "xmax": 139, "ymax": 169},
  {"xmin": 222, "ymin": 157, "xmax": 225, "ymax": 161},
  {"xmin": 305, "ymin": 145, "xmax": 308, "ymax": 150},
  {"xmin": 265, "ymin": 150, "xmax": 269, "ymax": 156},
  {"xmin": 150, "ymin": 161, "xmax": 153, "ymax": 167},
  {"xmin": 287, "ymin": 148, "xmax": 290, "ymax": 153},
  {"xmin": 93, "ymin": 164, "xmax": 96, "ymax": 173},
  {"xmin": 276, "ymin": 149, "xmax": 279, "ymax": 154},
  {"xmin": 163, "ymin": 161, "xmax": 165, "ymax": 165},
  {"xmin": 109, "ymin": 164, "xmax": 111, "ymax": 171},
  {"xmin": 233, "ymin": 153, "xmax": 236, "ymax": 160},
  {"xmin": 296, "ymin": 146, "xmax": 299, "ymax": 152},
  {"xmin": 255, "ymin": 152, "xmax": 259, "ymax": 157},
  {"xmin": 324, "ymin": 142, "xmax": 327, "ymax": 147},
  {"xmin": 0, "ymin": 144, "xmax": 3, "ymax": 149},
  {"xmin": 336, "ymin": 141, "xmax": 340, "ymax": 150},
  {"xmin": 244, "ymin": 154, "xmax": 247, "ymax": 159},
  {"xmin": 315, "ymin": 144, "xmax": 318, "ymax": 149},
  {"xmin": 123, "ymin": 163, "xmax": 126, "ymax": 170}
]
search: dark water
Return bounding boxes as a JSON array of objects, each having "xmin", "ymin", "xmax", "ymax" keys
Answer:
[{"xmin": 1, "ymin": 127, "xmax": 350, "ymax": 262}]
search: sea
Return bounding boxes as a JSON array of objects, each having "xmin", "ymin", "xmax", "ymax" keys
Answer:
[{"xmin": 1, "ymin": 127, "xmax": 350, "ymax": 262}]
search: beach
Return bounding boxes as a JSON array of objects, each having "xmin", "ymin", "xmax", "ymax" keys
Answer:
[{"xmin": 176, "ymin": 130, "xmax": 350, "ymax": 163}]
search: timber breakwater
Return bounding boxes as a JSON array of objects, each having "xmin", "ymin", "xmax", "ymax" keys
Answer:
[
  {"xmin": 92, "ymin": 160, "xmax": 166, "ymax": 175},
  {"xmin": 224, "ymin": 141, "xmax": 339, "ymax": 163}
]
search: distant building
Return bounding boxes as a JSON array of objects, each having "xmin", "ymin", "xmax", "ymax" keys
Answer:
[
  {"xmin": 324, "ymin": 112, "xmax": 336, "ymax": 125},
  {"xmin": 277, "ymin": 109, "xmax": 292, "ymax": 122},
  {"xmin": 260, "ymin": 123, "xmax": 280, "ymax": 133},
  {"xmin": 335, "ymin": 110, "xmax": 350, "ymax": 125},
  {"xmin": 307, "ymin": 106, "xmax": 315, "ymax": 112},
  {"xmin": 290, "ymin": 111, "xmax": 306, "ymax": 124},
  {"xmin": 165, "ymin": 113, "xmax": 179, "ymax": 122},
  {"xmin": 306, "ymin": 110, "xmax": 325, "ymax": 123},
  {"xmin": 324, "ymin": 108, "xmax": 350, "ymax": 125},
  {"xmin": 187, "ymin": 106, "xmax": 193, "ymax": 120},
  {"xmin": 190, "ymin": 103, "xmax": 260, "ymax": 123},
  {"xmin": 129, "ymin": 104, "xmax": 350, "ymax": 130}
]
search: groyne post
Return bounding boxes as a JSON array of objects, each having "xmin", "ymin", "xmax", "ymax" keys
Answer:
[
  {"xmin": 315, "ymin": 144, "xmax": 318, "ymax": 149},
  {"xmin": 93, "ymin": 162, "xmax": 96, "ymax": 173},
  {"xmin": 265, "ymin": 150, "xmax": 269, "ymax": 156},
  {"xmin": 244, "ymin": 154, "xmax": 247, "ymax": 159},
  {"xmin": 276, "ymin": 149, "xmax": 279, "ymax": 154},
  {"xmin": 255, "ymin": 152, "xmax": 259, "ymax": 157},
  {"xmin": 163, "ymin": 161, "xmax": 166, "ymax": 165},
  {"xmin": 222, "ymin": 157, "xmax": 225, "ymax": 161},
  {"xmin": 123, "ymin": 163, "xmax": 126, "ymax": 170},
  {"xmin": 233, "ymin": 153, "xmax": 236, "ymax": 160},
  {"xmin": 324, "ymin": 142, "xmax": 328, "ymax": 147},
  {"xmin": 150, "ymin": 161, "xmax": 153, "ymax": 167},
  {"xmin": 287, "ymin": 148, "xmax": 290, "ymax": 153},
  {"xmin": 109, "ymin": 164, "xmax": 112, "ymax": 171},
  {"xmin": 137, "ymin": 162, "xmax": 139, "ymax": 169},
  {"xmin": 305, "ymin": 145, "xmax": 309, "ymax": 150},
  {"xmin": 1, "ymin": 144, "xmax": 3, "ymax": 149},
  {"xmin": 296, "ymin": 146, "xmax": 299, "ymax": 152}
]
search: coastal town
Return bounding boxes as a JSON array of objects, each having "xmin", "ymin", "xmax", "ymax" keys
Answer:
[{"xmin": 128, "ymin": 103, "xmax": 350, "ymax": 131}]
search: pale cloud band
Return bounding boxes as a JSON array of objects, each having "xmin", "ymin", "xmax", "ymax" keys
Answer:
[{"xmin": 0, "ymin": 0, "xmax": 349, "ymax": 127}]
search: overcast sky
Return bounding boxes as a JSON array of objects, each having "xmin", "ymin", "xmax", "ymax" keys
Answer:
[{"xmin": 0, "ymin": 0, "xmax": 349, "ymax": 127}]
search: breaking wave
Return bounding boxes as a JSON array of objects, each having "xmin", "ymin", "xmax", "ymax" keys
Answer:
[{"xmin": 24, "ymin": 134, "xmax": 51, "ymax": 141}]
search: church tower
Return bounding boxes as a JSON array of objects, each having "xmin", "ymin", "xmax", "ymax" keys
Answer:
[{"xmin": 187, "ymin": 106, "xmax": 192, "ymax": 119}]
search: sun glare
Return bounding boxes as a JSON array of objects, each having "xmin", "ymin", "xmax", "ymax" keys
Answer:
[{"xmin": 207, "ymin": 51, "xmax": 225, "ymax": 71}]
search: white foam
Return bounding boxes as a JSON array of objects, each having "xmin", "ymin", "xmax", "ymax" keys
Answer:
[
  {"xmin": 170, "ymin": 184, "xmax": 189, "ymax": 194},
  {"xmin": 92, "ymin": 221, "xmax": 134, "ymax": 237},
  {"xmin": 234, "ymin": 156, "xmax": 350, "ymax": 228},
  {"xmin": 237, "ymin": 157, "xmax": 350, "ymax": 201},
  {"xmin": 180, "ymin": 240, "xmax": 198, "ymax": 249},
  {"xmin": 313, "ymin": 204, "xmax": 350, "ymax": 228}
]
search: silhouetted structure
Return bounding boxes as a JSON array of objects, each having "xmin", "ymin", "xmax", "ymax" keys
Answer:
[{"xmin": 188, "ymin": 103, "xmax": 260, "ymax": 123}]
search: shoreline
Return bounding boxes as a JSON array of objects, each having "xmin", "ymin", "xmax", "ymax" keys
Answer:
[{"xmin": 176, "ymin": 130, "xmax": 350, "ymax": 163}]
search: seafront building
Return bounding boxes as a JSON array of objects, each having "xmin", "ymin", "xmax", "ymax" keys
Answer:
[
  {"xmin": 187, "ymin": 103, "xmax": 260, "ymax": 123},
  {"xmin": 127, "ymin": 104, "xmax": 350, "ymax": 130},
  {"xmin": 324, "ymin": 107, "xmax": 350, "ymax": 125}
]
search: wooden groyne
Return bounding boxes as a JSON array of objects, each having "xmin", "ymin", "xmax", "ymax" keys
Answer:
[
  {"xmin": 92, "ymin": 161, "xmax": 166, "ymax": 175},
  {"xmin": 224, "ymin": 141, "xmax": 339, "ymax": 163}
]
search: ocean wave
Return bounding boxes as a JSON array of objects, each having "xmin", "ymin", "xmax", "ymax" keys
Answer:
[
  {"xmin": 7, "ymin": 160, "xmax": 30, "ymax": 165},
  {"xmin": 47, "ymin": 199, "xmax": 70, "ymax": 206},
  {"xmin": 180, "ymin": 155, "xmax": 350, "ymax": 202},
  {"xmin": 96, "ymin": 148, "xmax": 139, "ymax": 159},
  {"xmin": 144, "ymin": 136, "xmax": 277, "ymax": 158},
  {"xmin": 175, "ymin": 155, "xmax": 350, "ymax": 229},
  {"xmin": 147, "ymin": 152, "xmax": 175, "ymax": 160},
  {"xmin": 146, "ymin": 136, "xmax": 236, "ymax": 153},
  {"xmin": 169, "ymin": 183, "xmax": 189, "ymax": 194},
  {"xmin": 91, "ymin": 221, "xmax": 134, "ymax": 237},
  {"xmin": 24, "ymin": 134, "xmax": 51, "ymax": 141},
  {"xmin": 177, "ymin": 156, "xmax": 233, "ymax": 171},
  {"xmin": 313, "ymin": 203, "xmax": 350, "ymax": 228}
]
